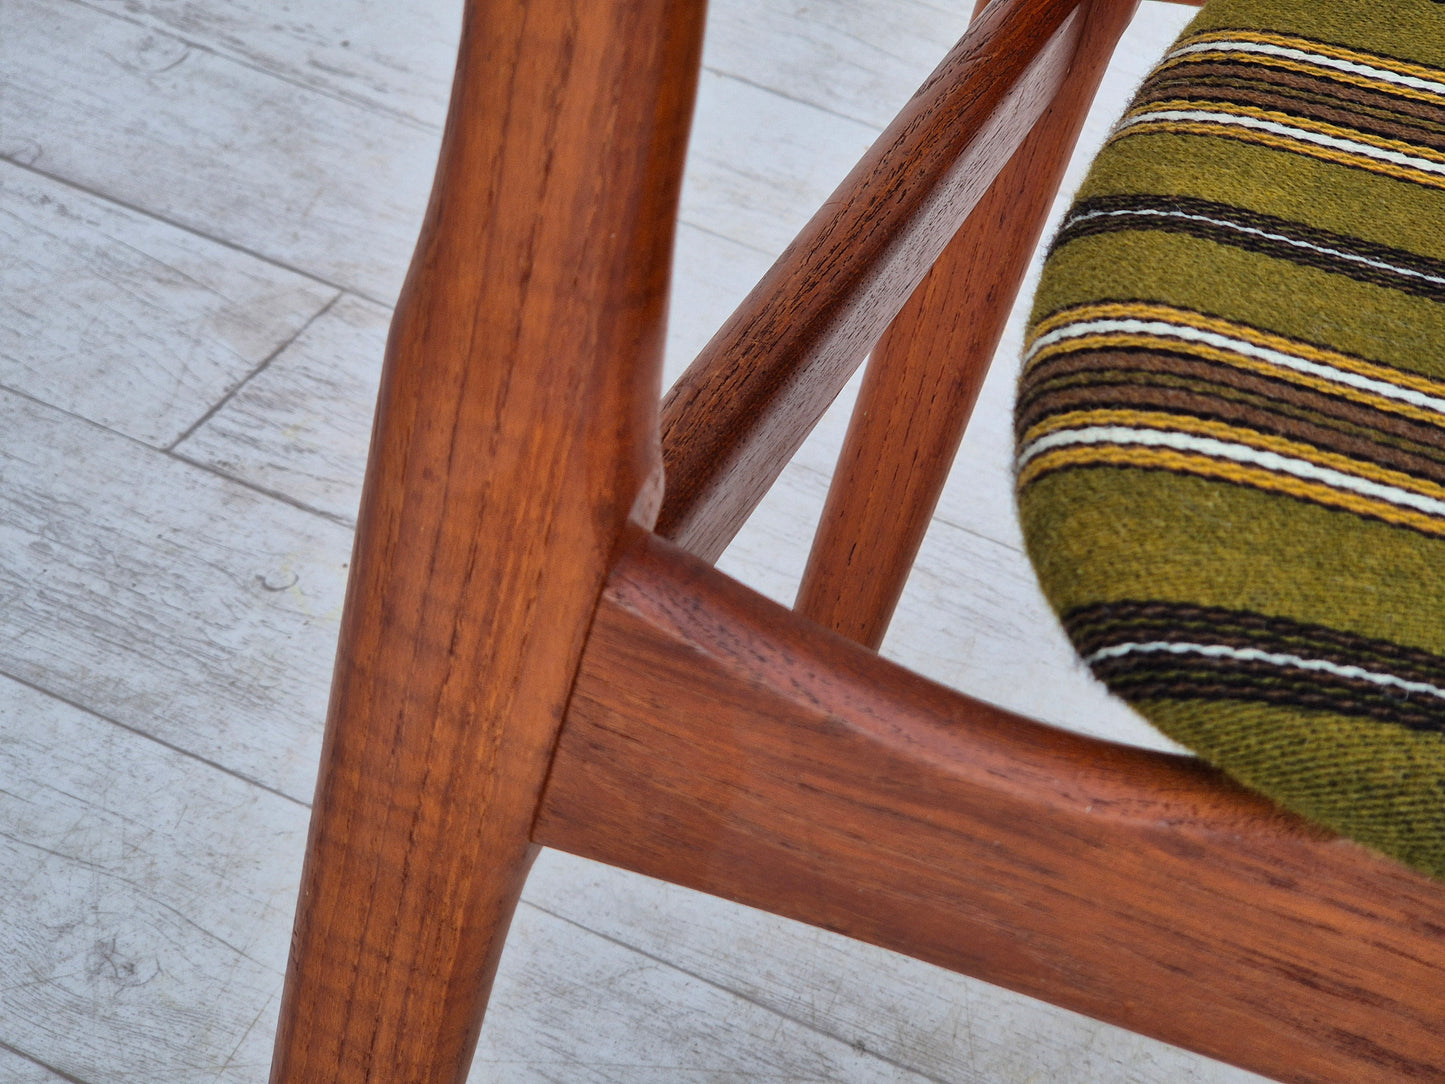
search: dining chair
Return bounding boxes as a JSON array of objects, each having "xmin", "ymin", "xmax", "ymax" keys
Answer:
[{"xmin": 267, "ymin": 0, "xmax": 1445, "ymax": 1080}]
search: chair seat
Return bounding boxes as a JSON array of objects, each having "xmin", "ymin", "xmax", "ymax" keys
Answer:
[{"xmin": 1017, "ymin": 0, "xmax": 1445, "ymax": 877}]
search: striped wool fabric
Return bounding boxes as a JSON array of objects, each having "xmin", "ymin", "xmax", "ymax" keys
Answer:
[{"xmin": 1017, "ymin": 0, "xmax": 1445, "ymax": 878}]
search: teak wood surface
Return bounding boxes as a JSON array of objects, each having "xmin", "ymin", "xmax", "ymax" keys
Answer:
[
  {"xmin": 536, "ymin": 533, "xmax": 1445, "ymax": 1084},
  {"xmin": 270, "ymin": 1, "xmax": 704, "ymax": 1080},
  {"xmin": 795, "ymin": 0, "xmax": 1132, "ymax": 646},
  {"xmin": 655, "ymin": 0, "xmax": 1087, "ymax": 562},
  {"xmin": 269, "ymin": 0, "xmax": 1445, "ymax": 1081}
]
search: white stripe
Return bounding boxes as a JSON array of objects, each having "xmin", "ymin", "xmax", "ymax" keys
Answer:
[
  {"xmin": 1116, "ymin": 108, "xmax": 1445, "ymax": 177},
  {"xmin": 1024, "ymin": 317, "xmax": 1445, "ymax": 418},
  {"xmin": 1166, "ymin": 39, "xmax": 1445, "ymax": 99},
  {"xmin": 1066, "ymin": 207, "xmax": 1445, "ymax": 288},
  {"xmin": 1015, "ymin": 424, "xmax": 1445, "ymax": 518},
  {"xmin": 1087, "ymin": 639, "xmax": 1445, "ymax": 702}
]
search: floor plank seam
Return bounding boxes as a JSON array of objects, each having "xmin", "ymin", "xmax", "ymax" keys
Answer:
[
  {"xmin": 0, "ymin": 382, "xmax": 177, "ymax": 454},
  {"xmin": 519, "ymin": 899, "xmax": 956, "ymax": 1084},
  {"xmin": 164, "ymin": 448, "xmax": 363, "ymax": 529},
  {"xmin": 0, "ymin": 156, "xmax": 383, "ymax": 307},
  {"xmin": 0, "ymin": 1039, "xmax": 94, "ymax": 1084},
  {"xmin": 930, "ymin": 511, "xmax": 1027, "ymax": 557},
  {"xmin": 166, "ymin": 293, "xmax": 343, "ymax": 452},
  {"xmin": 0, "ymin": 666, "xmax": 311, "ymax": 809},
  {"xmin": 0, "ymin": 378, "xmax": 350, "ymax": 534},
  {"xmin": 701, "ymin": 66, "xmax": 890, "ymax": 133},
  {"xmin": 675, "ymin": 217, "xmax": 780, "ymax": 260},
  {"xmin": 65, "ymin": 0, "xmax": 902, "ymax": 139},
  {"xmin": 1, "ymin": 0, "xmax": 1262, "ymax": 1075},
  {"xmin": 0, "ymin": 827, "xmax": 264, "ymax": 965}
]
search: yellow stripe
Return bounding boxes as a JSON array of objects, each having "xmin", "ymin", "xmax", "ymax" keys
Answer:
[
  {"xmin": 1027, "ymin": 302, "xmax": 1445, "ymax": 405},
  {"xmin": 1111, "ymin": 119, "xmax": 1445, "ymax": 199},
  {"xmin": 1179, "ymin": 30, "xmax": 1445, "ymax": 89},
  {"xmin": 1117, "ymin": 118, "xmax": 1445, "ymax": 189},
  {"xmin": 1025, "ymin": 332, "xmax": 1445, "ymax": 430},
  {"xmin": 1125, "ymin": 99, "xmax": 1445, "ymax": 166},
  {"xmin": 1154, "ymin": 50, "xmax": 1445, "ymax": 109},
  {"xmin": 1019, "ymin": 408, "xmax": 1445, "ymax": 503},
  {"xmin": 1017, "ymin": 444, "xmax": 1445, "ymax": 537}
]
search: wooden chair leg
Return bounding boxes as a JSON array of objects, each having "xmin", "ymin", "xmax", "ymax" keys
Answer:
[
  {"xmin": 795, "ymin": 0, "xmax": 1136, "ymax": 648},
  {"xmin": 268, "ymin": 2, "xmax": 703, "ymax": 1081},
  {"xmin": 655, "ymin": 0, "xmax": 1092, "ymax": 563}
]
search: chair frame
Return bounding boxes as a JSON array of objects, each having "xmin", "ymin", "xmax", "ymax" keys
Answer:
[{"xmin": 268, "ymin": 0, "xmax": 1445, "ymax": 1081}]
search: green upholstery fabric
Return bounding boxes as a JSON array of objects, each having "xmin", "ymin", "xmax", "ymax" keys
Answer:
[{"xmin": 1016, "ymin": 0, "xmax": 1445, "ymax": 877}]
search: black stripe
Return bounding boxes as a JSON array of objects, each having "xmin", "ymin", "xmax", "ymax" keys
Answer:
[
  {"xmin": 1052, "ymin": 194, "xmax": 1445, "ymax": 300},
  {"xmin": 1062, "ymin": 600, "xmax": 1445, "ymax": 732},
  {"xmin": 1138, "ymin": 33, "xmax": 1445, "ymax": 147},
  {"xmin": 1069, "ymin": 600, "xmax": 1445, "ymax": 676},
  {"xmin": 1103, "ymin": 667, "xmax": 1445, "ymax": 731},
  {"xmin": 1154, "ymin": 56, "xmax": 1445, "ymax": 122}
]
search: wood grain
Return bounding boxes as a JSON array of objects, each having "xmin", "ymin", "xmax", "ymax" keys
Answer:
[
  {"xmin": 0, "ymin": 160, "xmax": 336, "ymax": 447},
  {"xmin": 0, "ymin": 388, "xmax": 348, "ymax": 802},
  {"xmin": 537, "ymin": 533, "xmax": 1445, "ymax": 1084},
  {"xmin": 0, "ymin": 665, "xmax": 927, "ymax": 1083},
  {"xmin": 0, "ymin": 0, "xmax": 438, "ymax": 300},
  {"xmin": 174, "ymin": 294, "xmax": 390, "ymax": 523},
  {"xmin": 80, "ymin": 0, "xmax": 972, "ymax": 136},
  {"xmin": 796, "ymin": 0, "xmax": 1136, "ymax": 647},
  {"xmin": 656, "ymin": 0, "xmax": 1089, "ymax": 563},
  {"xmin": 477, "ymin": 899, "xmax": 940, "ymax": 1083},
  {"xmin": 270, "ymin": 1, "xmax": 704, "ymax": 1079},
  {"xmin": 521, "ymin": 849, "xmax": 1266, "ymax": 1082},
  {"xmin": 176, "ymin": 231, "xmax": 774, "ymax": 527},
  {"xmin": 0, "ymin": 0, "xmax": 1275, "ymax": 1078},
  {"xmin": 0, "ymin": 1045, "xmax": 69, "ymax": 1084},
  {"xmin": 0, "ymin": 0, "xmax": 433, "ymax": 302},
  {"xmin": 819, "ymin": 3, "xmax": 1197, "ymax": 568},
  {"xmin": 0, "ymin": 674, "xmax": 304, "ymax": 1083},
  {"xmin": 1, "ymin": 0, "xmax": 924, "ymax": 308}
]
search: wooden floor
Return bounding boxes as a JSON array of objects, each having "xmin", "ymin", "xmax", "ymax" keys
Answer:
[{"xmin": 0, "ymin": 0, "xmax": 1276, "ymax": 1079}]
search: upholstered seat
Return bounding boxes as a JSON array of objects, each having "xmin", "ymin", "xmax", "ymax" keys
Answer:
[{"xmin": 1018, "ymin": 0, "xmax": 1445, "ymax": 877}]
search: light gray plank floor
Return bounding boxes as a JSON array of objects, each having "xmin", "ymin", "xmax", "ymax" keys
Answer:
[{"xmin": 0, "ymin": 0, "xmax": 1274, "ymax": 1079}]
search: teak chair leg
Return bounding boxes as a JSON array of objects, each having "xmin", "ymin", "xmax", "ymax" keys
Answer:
[
  {"xmin": 655, "ymin": 0, "xmax": 1096, "ymax": 563},
  {"xmin": 268, "ymin": 2, "xmax": 704, "ymax": 1081},
  {"xmin": 796, "ymin": 0, "xmax": 1136, "ymax": 648}
]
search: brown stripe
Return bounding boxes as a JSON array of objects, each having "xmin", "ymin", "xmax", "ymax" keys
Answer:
[
  {"xmin": 1134, "ymin": 65, "xmax": 1445, "ymax": 152},
  {"xmin": 1155, "ymin": 59, "xmax": 1445, "ymax": 132},
  {"xmin": 1137, "ymin": 83, "xmax": 1445, "ymax": 154},
  {"xmin": 1019, "ymin": 348, "xmax": 1445, "ymax": 462},
  {"xmin": 1017, "ymin": 354, "xmax": 1445, "ymax": 458},
  {"xmin": 1019, "ymin": 379, "xmax": 1445, "ymax": 488}
]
